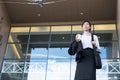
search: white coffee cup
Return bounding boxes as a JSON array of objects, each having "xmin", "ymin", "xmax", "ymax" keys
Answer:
[{"xmin": 76, "ymin": 34, "xmax": 81, "ymax": 41}]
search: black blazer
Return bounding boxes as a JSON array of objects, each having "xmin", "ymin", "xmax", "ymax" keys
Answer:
[{"xmin": 68, "ymin": 40, "xmax": 83, "ymax": 61}]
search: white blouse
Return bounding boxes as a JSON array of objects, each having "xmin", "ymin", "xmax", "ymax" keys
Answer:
[{"xmin": 80, "ymin": 34, "xmax": 100, "ymax": 51}]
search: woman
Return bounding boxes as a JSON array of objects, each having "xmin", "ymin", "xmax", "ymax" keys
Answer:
[{"xmin": 74, "ymin": 21, "xmax": 100, "ymax": 80}]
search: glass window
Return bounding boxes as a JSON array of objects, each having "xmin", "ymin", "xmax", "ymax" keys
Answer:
[
  {"xmin": 93, "ymin": 24, "xmax": 119, "ymax": 59},
  {"xmin": 51, "ymin": 34, "xmax": 71, "ymax": 42},
  {"xmin": 30, "ymin": 26, "xmax": 50, "ymax": 43},
  {"xmin": 26, "ymin": 44, "xmax": 49, "ymax": 60},
  {"xmin": 47, "ymin": 44, "xmax": 71, "ymax": 80},
  {"xmin": 70, "ymin": 59, "xmax": 76, "ymax": 80},
  {"xmin": 1, "ymin": 60, "xmax": 24, "ymax": 80},
  {"xmin": 72, "ymin": 25, "xmax": 82, "ymax": 34},
  {"xmin": 1, "ymin": 24, "xmax": 120, "ymax": 80},
  {"xmin": 72, "ymin": 25, "xmax": 85, "ymax": 41},
  {"xmin": 51, "ymin": 25, "xmax": 71, "ymax": 32},
  {"xmin": 100, "ymin": 41, "xmax": 119, "ymax": 59},
  {"xmin": 4, "ymin": 43, "xmax": 27, "ymax": 60},
  {"xmin": 23, "ymin": 60, "xmax": 47, "ymax": 80},
  {"xmin": 31, "ymin": 26, "xmax": 50, "ymax": 32},
  {"xmin": 46, "ymin": 59, "xmax": 70, "ymax": 80},
  {"xmin": 8, "ymin": 27, "xmax": 30, "ymax": 43},
  {"xmin": 49, "ymin": 45, "xmax": 70, "ymax": 59},
  {"xmin": 51, "ymin": 25, "xmax": 71, "ymax": 42}
]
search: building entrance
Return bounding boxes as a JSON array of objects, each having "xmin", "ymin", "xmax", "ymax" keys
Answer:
[{"xmin": 0, "ymin": 24, "xmax": 120, "ymax": 80}]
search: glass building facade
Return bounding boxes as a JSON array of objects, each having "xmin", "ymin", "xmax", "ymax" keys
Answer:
[{"xmin": 0, "ymin": 24, "xmax": 120, "ymax": 80}]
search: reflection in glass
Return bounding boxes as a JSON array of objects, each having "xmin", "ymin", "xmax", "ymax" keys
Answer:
[
  {"xmin": 8, "ymin": 27, "xmax": 30, "ymax": 43},
  {"xmin": 4, "ymin": 43, "xmax": 27, "ymax": 60},
  {"xmin": 23, "ymin": 42, "xmax": 49, "ymax": 80},
  {"xmin": 49, "ymin": 47, "xmax": 70, "ymax": 59},
  {"xmin": 1, "ymin": 24, "xmax": 120, "ymax": 80},
  {"xmin": 31, "ymin": 26, "xmax": 50, "ymax": 32},
  {"xmin": 72, "ymin": 25, "xmax": 82, "ymax": 34},
  {"xmin": 26, "ymin": 46, "xmax": 48, "ymax": 60},
  {"xmin": 24, "ymin": 60, "xmax": 47, "ymax": 80},
  {"xmin": 1, "ymin": 60, "xmax": 24, "ymax": 80},
  {"xmin": 70, "ymin": 59, "xmax": 76, "ymax": 80},
  {"xmin": 46, "ymin": 59, "xmax": 70, "ymax": 80},
  {"xmin": 30, "ymin": 26, "xmax": 50, "ymax": 43},
  {"xmin": 47, "ymin": 43, "xmax": 71, "ymax": 80},
  {"xmin": 51, "ymin": 25, "xmax": 71, "ymax": 42},
  {"xmin": 94, "ymin": 24, "xmax": 116, "ymax": 31},
  {"xmin": 51, "ymin": 34, "xmax": 71, "ymax": 42},
  {"xmin": 100, "ymin": 41, "xmax": 119, "ymax": 59},
  {"xmin": 1, "ymin": 73, "xmax": 22, "ymax": 80},
  {"xmin": 30, "ymin": 34, "xmax": 49, "ymax": 43},
  {"xmin": 51, "ymin": 25, "xmax": 71, "ymax": 32}
]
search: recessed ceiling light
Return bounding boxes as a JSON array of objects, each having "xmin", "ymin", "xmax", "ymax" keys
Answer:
[
  {"xmin": 62, "ymin": 37, "xmax": 65, "ymax": 39},
  {"xmin": 37, "ymin": 13, "xmax": 41, "ymax": 16},
  {"xmin": 80, "ymin": 12, "xmax": 84, "ymax": 15}
]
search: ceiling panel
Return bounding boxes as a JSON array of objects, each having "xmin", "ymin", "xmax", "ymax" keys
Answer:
[{"xmin": 1, "ymin": 0, "xmax": 117, "ymax": 23}]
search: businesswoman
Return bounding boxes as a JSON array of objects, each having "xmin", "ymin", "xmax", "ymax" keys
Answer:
[{"xmin": 74, "ymin": 21, "xmax": 100, "ymax": 80}]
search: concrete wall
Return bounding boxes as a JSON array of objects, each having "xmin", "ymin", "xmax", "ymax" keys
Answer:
[
  {"xmin": 0, "ymin": 4, "xmax": 10, "ymax": 69},
  {"xmin": 117, "ymin": 0, "xmax": 120, "ymax": 52}
]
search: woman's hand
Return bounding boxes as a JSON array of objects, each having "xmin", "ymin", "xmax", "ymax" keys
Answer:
[
  {"xmin": 75, "ymin": 34, "xmax": 81, "ymax": 42},
  {"xmin": 91, "ymin": 41, "xmax": 97, "ymax": 46}
]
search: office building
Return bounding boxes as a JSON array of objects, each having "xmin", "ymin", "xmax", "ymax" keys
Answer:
[{"xmin": 0, "ymin": 0, "xmax": 120, "ymax": 80}]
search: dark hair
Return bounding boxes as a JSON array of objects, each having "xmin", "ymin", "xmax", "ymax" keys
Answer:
[
  {"xmin": 81, "ymin": 21, "xmax": 92, "ymax": 31},
  {"xmin": 81, "ymin": 21, "xmax": 91, "ymax": 27}
]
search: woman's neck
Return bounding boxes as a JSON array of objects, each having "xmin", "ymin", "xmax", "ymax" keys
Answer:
[{"xmin": 83, "ymin": 31, "xmax": 91, "ymax": 35}]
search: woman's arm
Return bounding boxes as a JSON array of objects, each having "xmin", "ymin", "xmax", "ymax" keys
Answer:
[{"xmin": 93, "ymin": 35, "xmax": 101, "ymax": 51}]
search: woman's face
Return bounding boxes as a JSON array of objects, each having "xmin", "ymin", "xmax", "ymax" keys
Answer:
[{"xmin": 82, "ymin": 22, "xmax": 91, "ymax": 31}]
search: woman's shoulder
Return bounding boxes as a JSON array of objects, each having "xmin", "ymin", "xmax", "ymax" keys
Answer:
[
  {"xmin": 93, "ymin": 34, "xmax": 97, "ymax": 37},
  {"xmin": 93, "ymin": 34, "xmax": 99, "ymax": 39}
]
